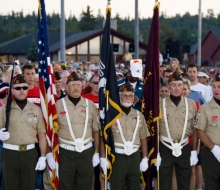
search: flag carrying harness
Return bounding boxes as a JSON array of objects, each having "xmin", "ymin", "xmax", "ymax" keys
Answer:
[
  {"xmin": 114, "ymin": 110, "xmax": 140, "ymax": 155},
  {"xmin": 160, "ymin": 98, "xmax": 189, "ymax": 157},
  {"xmin": 59, "ymin": 98, "xmax": 92, "ymax": 152}
]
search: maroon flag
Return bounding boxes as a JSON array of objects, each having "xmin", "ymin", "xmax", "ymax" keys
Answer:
[{"xmin": 141, "ymin": 3, "xmax": 160, "ymax": 189}]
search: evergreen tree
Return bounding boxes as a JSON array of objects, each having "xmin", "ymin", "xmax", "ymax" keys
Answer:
[
  {"xmin": 26, "ymin": 39, "xmax": 38, "ymax": 62},
  {"xmin": 78, "ymin": 6, "xmax": 96, "ymax": 31}
]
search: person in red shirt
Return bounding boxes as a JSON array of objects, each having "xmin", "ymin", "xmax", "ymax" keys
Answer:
[
  {"xmin": 22, "ymin": 64, "xmax": 40, "ymax": 107},
  {"xmin": 83, "ymin": 74, "xmax": 99, "ymax": 105}
]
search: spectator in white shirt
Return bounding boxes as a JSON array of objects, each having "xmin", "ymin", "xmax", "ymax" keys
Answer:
[{"xmin": 186, "ymin": 64, "xmax": 210, "ymax": 102}]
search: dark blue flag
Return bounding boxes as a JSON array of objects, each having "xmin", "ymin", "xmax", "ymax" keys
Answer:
[{"xmin": 98, "ymin": 8, "xmax": 122, "ymax": 179}]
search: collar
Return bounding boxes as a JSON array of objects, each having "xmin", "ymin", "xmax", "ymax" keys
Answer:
[
  {"xmin": 65, "ymin": 95, "xmax": 87, "ymax": 107},
  {"xmin": 210, "ymin": 98, "xmax": 220, "ymax": 108},
  {"xmin": 121, "ymin": 107, "xmax": 137, "ymax": 117},
  {"xmin": 165, "ymin": 96, "xmax": 186, "ymax": 108},
  {"xmin": 11, "ymin": 100, "xmax": 33, "ymax": 111}
]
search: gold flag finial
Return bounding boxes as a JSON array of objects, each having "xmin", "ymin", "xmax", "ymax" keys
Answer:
[
  {"xmin": 106, "ymin": 0, "xmax": 112, "ymax": 14},
  {"xmin": 38, "ymin": 0, "xmax": 42, "ymax": 20},
  {"xmin": 154, "ymin": 1, "xmax": 160, "ymax": 9}
]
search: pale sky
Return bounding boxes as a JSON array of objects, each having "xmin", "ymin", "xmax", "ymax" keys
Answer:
[{"xmin": 1, "ymin": 0, "xmax": 220, "ymax": 19}]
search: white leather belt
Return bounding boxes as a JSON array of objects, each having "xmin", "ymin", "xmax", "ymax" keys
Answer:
[
  {"xmin": 160, "ymin": 135, "xmax": 189, "ymax": 145},
  {"xmin": 115, "ymin": 147, "xmax": 139, "ymax": 154},
  {"xmin": 3, "ymin": 143, "xmax": 35, "ymax": 151},
  {"xmin": 59, "ymin": 142, "xmax": 93, "ymax": 152}
]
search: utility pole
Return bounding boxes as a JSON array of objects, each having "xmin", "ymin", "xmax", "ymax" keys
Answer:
[
  {"xmin": 60, "ymin": 0, "xmax": 66, "ymax": 62},
  {"xmin": 197, "ymin": 0, "xmax": 202, "ymax": 66},
  {"xmin": 134, "ymin": 0, "xmax": 139, "ymax": 59}
]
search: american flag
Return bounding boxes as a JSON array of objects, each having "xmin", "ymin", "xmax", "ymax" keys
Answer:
[{"xmin": 38, "ymin": 0, "xmax": 59, "ymax": 189}]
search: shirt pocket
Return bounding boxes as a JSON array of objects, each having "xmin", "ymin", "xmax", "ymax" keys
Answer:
[
  {"xmin": 207, "ymin": 117, "xmax": 218, "ymax": 128},
  {"xmin": 131, "ymin": 118, "xmax": 142, "ymax": 128},
  {"xmin": 25, "ymin": 117, "xmax": 38, "ymax": 130},
  {"xmin": 79, "ymin": 110, "xmax": 93, "ymax": 126},
  {"xmin": 8, "ymin": 117, "xmax": 18, "ymax": 129}
]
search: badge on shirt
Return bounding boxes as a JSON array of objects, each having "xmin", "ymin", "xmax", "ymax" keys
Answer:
[
  {"xmin": 27, "ymin": 113, "xmax": 38, "ymax": 122},
  {"xmin": 81, "ymin": 110, "xmax": 86, "ymax": 113},
  {"xmin": 33, "ymin": 114, "xmax": 38, "ymax": 121},
  {"xmin": 196, "ymin": 111, "xmax": 201, "ymax": 116},
  {"xmin": 59, "ymin": 111, "xmax": 66, "ymax": 120},
  {"xmin": 210, "ymin": 116, "xmax": 218, "ymax": 126},
  {"xmin": 132, "ymin": 117, "xmax": 137, "ymax": 121},
  {"xmin": 163, "ymin": 114, "xmax": 169, "ymax": 119},
  {"xmin": 194, "ymin": 119, "xmax": 198, "ymax": 125},
  {"xmin": 27, "ymin": 113, "xmax": 33, "ymax": 121},
  {"xmin": 113, "ymin": 122, "xmax": 119, "ymax": 133}
]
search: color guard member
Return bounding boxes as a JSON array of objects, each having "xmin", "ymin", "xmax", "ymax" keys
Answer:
[
  {"xmin": 56, "ymin": 72, "xmax": 100, "ymax": 190},
  {"xmin": 100, "ymin": 82, "xmax": 150, "ymax": 190}
]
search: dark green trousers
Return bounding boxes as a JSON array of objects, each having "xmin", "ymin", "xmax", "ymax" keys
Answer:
[
  {"xmin": 59, "ymin": 147, "xmax": 93, "ymax": 190},
  {"xmin": 2, "ymin": 148, "xmax": 38, "ymax": 190},
  {"xmin": 201, "ymin": 146, "xmax": 220, "ymax": 190},
  {"xmin": 159, "ymin": 142, "xmax": 192, "ymax": 190},
  {"xmin": 110, "ymin": 151, "xmax": 141, "ymax": 190}
]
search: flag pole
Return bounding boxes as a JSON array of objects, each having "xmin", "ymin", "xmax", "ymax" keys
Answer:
[
  {"xmin": 105, "ymin": 91, "xmax": 109, "ymax": 190},
  {"xmin": 156, "ymin": 2, "xmax": 160, "ymax": 189},
  {"xmin": 105, "ymin": 2, "xmax": 110, "ymax": 189},
  {"xmin": 105, "ymin": 0, "xmax": 111, "ymax": 190},
  {"xmin": 157, "ymin": 121, "xmax": 160, "ymax": 190}
]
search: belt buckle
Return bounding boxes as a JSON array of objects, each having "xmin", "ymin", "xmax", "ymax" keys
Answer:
[
  {"xmin": 173, "ymin": 139, "xmax": 179, "ymax": 143},
  {"xmin": 19, "ymin": 145, "xmax": 27, "ymax": 151}
]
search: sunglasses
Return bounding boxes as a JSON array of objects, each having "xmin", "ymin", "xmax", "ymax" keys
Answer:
[
  {"xmin": 91, "ymin": 81, "xmax": 99, "ymax": 85},
  {"xmin": 13, "ymin": 86, "xmax": 28, "ymax": 91}
]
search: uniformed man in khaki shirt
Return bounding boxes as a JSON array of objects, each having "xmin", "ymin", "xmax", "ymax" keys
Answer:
[
  {"xmin": 196, "ymin": 73, "xmax": 220, "ymax": 189},
  {"xmin": 157, "ymin": 72, "xmax": 198, "ymax": 190},
  {"xmin": 56, "ymin": 72, "xmax": 100, "ymax": 190},
  {"xmin": 0, "ymin": 74, "xmax": 47, "ymax": 190},
  {"xmin": 100, "ymin": 82, "xmax": 150, "ymax": 190},
  {"xmin": 123, "ymin": 50, "xmax": 133, "ymax": 67}
]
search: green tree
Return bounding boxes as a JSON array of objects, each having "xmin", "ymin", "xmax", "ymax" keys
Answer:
[
  {"xmin": 78, "ymin": 6, "xmax": 96, "ymax": 31},
  {"xmin": 95, "ymin": 9, "xmax": 104, "ymax": 29},
  {"xmin": 26, "ymin": 39, "xmax": 38, "ymax": 62}
]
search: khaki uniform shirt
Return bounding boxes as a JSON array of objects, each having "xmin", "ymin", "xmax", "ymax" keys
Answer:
[
  {"xmin": 159, "ymin": 96, "xmax": 196, "ymax": 140},
  {"xmin": 56, "ymin": 96, "xmax": 100, "ymax": 145},
  {"xmin": 0, "ymin": 100, "xmax": 45, "ymax": 145},
  {"xmin": 111, "ymin": 108, "xmax": 150, "ymax": 148},
  {"xmin": 195, "ymin": 98, "xmax": 220, "ymax": 146},
  {"xmin": 124, "ymin": 53, "xmax": 132, "ymax": 61}
]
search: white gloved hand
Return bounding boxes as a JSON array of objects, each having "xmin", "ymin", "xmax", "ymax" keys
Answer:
[
  {"xmin": 211, "ymin": 145, "xmax": 220, "ymax": 162},
  {"xmin": 35, "ymin": 157, "xmax": 46, "ymax": 170},
  {"xmin": 140, "ymin": 157, "xmax": 149, "ymax": 172},
  {"xmin": 154, "ymin": 152, "xmax": 162, "ymax": 171},
  {"xmin": 0, "ymin": 128, "xmax": 10, "ymax": 141},
  {"xmin": 92, "ymin": 153, "xmax": 100, "ymax": 167},
  {"xmin": 100, "ymin": 157, "xmax": 109, "ymax": 175},
  {"xmin": 190, "ymin": 150, "xmax": 198, "ymax": 166},
  {"xmin": 46, "ymin": 153, "xmax": 56, "ymax": 170}
]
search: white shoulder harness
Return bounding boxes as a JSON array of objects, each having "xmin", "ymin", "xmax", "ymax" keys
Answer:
[
  {"xmin": 160, "ymin": 98, "xmax": 189, "ymax": 157},
  {"xmin": 59, "ymin": 98, "xmax": 92, "ymax": 152},
  {"xmin": 114, "ymin": 110, "xmax": 140, "ymax": 155}
]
